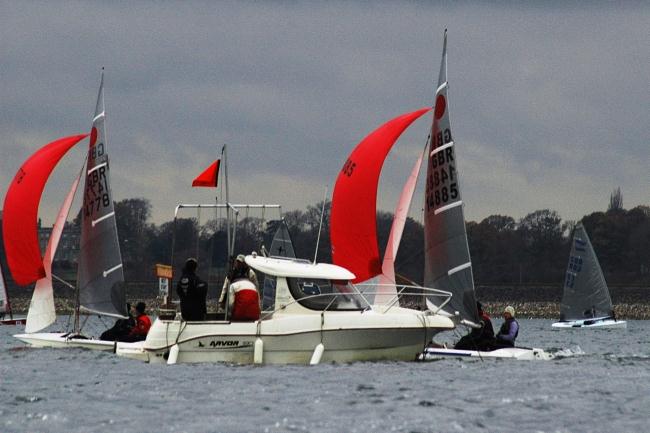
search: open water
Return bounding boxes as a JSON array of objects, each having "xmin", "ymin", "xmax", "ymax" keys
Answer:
[{"xmin": 1, "ymin": 317, "xmax": 649, "ymax": 433}]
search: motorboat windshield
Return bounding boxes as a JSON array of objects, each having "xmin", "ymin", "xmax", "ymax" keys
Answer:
[{"xmin": 287, "ymin": 277, "xmax": 369, "ymax": 311}]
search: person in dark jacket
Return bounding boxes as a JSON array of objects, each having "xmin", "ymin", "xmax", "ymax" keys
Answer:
[
  {"xmin": 177, "ymin": 258, "xmax": 208, "ymax": 321},
  {"xmin": 454, "ymin": 301, "xmax": 495, "ymax": 351},
  {"xmin": 494, "ymin": 305, "xmax": 519, "ymax": 347},
  {"xmin": 100, "ymin": 303, "xmax": 135, "ymax": 341}
]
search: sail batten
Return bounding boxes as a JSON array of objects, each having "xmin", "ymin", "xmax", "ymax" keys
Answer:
[{"xmin": 77, "ymin": 71, "xmax": 127, "ymax": 318}]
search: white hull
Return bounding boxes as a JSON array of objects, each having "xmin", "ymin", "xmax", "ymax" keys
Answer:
[
  {"xmin": 0, "ymin": 316, "xmax": 26, "ymax": 325},
  {"xmin": 14, "ymin": 332, "xmax": 115, "ymax": 351},
  {"xmin": 117, "ymin": 308, "xmax": 454, "ymax": 365},
  {"xmin": 418, "ymin": 346, "xmax": 553, "ymax": 361},
  {"xmin": 551, "ymin": 318, "xmax": 626, "ymax": 329}
]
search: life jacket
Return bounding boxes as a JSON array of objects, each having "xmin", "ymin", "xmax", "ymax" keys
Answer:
[
  {"xmin": 230, "ymin": 279, "xmax": 260, "ymax": 322},
  {"xmin": 499, "ymin": 318, "xmax": 519, "ymax": 340},
  {"xmin": 130, "ymin": 314, "xmax": 152, "ymax": 336}
]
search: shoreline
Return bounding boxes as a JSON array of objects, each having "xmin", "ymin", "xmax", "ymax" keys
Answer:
[{"xmin": 6, "ymin": 297, "xmax": 650, "ymax": 320}]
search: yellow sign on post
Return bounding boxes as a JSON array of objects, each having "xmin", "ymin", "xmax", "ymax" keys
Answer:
[{"xmin": 155, "ymin": 264, "xmax": 173, "ymax": 279}]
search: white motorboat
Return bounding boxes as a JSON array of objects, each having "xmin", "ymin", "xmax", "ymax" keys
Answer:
[
  {"xmin": 117, "ymin": 254, "xmax": 455, "ymax": 364},
  {"xmin": 552, "ymin": 222, "xmax": 626, "ymax": 329}
]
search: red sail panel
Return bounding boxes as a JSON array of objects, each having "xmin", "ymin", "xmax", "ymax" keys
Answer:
[
  {"xmin": 2, "ymin": 134, "xmax": 88, "ymax": 286},
  {"xmin": 330, "ymin": 108, "xmax": 431, "ymax": 283},
  {"xmin": 192, "ymin": 160, "xmax": 220, "ymax": 187}
]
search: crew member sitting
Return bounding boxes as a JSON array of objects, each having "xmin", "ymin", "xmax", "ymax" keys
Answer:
[
  {"xmin": 118, "ymin": 302, "xmax": 152, "ymax": 342},
  {"xmin": 100, "ymin": 303, "xmax": 135, "ymax": 341},
  {"xmin": 494, "ymin": 305, "xmax": 519, "ymax": 348},
  {"xmin": 219, "ymin": 254, "xmax": 260, "ymax": 310},
  {"xmin": 454, "ymin": 301, "xmax": 495, "ymax": 351},
  {"xmin": 177, "ymin": 258, "xmax": 208, "ymax": 321}
]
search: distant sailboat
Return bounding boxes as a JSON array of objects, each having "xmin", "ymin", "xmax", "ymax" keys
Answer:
[
  {"xmin": 0, "ymin": 259, "xmax": 26, "ymax": 326},
  {"xmin": 262, "ymin": 220, "xmax": 297, "ymax": 310},
  {"xmin": 552, "ymin": 222, "xmax": 626, "ymax": 329},
  {"xmin": 14, "ymin": 71, "xmax": 128, "ymax": 349}
]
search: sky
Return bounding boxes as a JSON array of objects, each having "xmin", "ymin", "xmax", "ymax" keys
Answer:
[{"xmin": 1, "ymin": 2, "xmax": 648, "ymax": 227}]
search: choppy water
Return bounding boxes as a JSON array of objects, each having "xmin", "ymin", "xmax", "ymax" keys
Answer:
[{"xmin": 1, "ymin": 317, "xmax": 649, "ymax": 433}]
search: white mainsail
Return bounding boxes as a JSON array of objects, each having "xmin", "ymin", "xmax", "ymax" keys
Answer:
[
  {"xmin": 423, "ymin": 31, "xmax": 478, "ymax": 325},
  {"xmin": 77, "ymin": 70, "xmax": 127, "ymax": 318},
  {"xmin": 26, "ymin": 170, "xmax": 83, "ymax": 333},
  {"xmin": 560, "ymin": 222, "xmax": 613, "ymax": 321}
]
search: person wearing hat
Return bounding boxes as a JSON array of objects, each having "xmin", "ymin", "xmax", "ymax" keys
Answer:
[
  {"xmin": 495, "ymin": 305, "xmax": 519, "ymax": 347},
  {"xmin": 454, "ymin": 301, "xmax": 495, "ymax": 351},
  {"xmin": 218, "ymin": 254, "xmax": 259, "ymax": 310},
  {"xmin": 177, "ymin": 258, "xmax": 208, "ymax": 321}
]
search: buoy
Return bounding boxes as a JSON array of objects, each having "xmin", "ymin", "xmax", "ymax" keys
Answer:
[
  {"xmin": 309, "ymin": 343, "xmax": 324, "ymax": 365},
  {"xmin": 254, "ymin": 338, "xmax": 264, "ymax": 364},
  {"xmin": 167, "ymin": 344, "xmax": 179, "ymax": 365}
]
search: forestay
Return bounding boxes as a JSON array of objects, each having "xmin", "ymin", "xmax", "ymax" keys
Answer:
[
  {"xmin": 78, "ymin": 71, "xmax": 127, "ymax": 318},
  {"xmin": 423, "ymin": 31, "xmax": 478, "ymax": 325},
  {"xmin": 560, "ymin": 223, "xmax": 613, "ymax": 321}
]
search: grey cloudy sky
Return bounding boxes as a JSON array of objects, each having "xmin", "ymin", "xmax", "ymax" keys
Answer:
[{"xmin": 1, "ymin": 2, "xmax": 648, "ymax": 226}]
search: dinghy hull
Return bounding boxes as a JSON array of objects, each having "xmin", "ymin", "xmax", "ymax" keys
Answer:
[
  {"xmin": 0, "ymin": 317, "xmax": 26, "ymax": 325},
  {"xmin": 551, "ymin": 318, "xmax": 626, "ymax": 329},
  {"xmin": 418, "ymin": 346, "xmax": 553, "ymax": 361},
  {"xmin": 14, "ymin": 332, "xmax": 115, "ymax": 351}
]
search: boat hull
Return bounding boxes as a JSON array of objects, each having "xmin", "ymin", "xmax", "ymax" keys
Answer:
[
  {"xmin": 418, "ymin": 346, "xmax": 553, "ymax": 361},
  {"xmin": 117, "ymin": 309, "xmax": 454, "ymax": 365},
  {"xmin": 551, "ymin": 318, "xmax": 626, "ymax": 329},
  {"xmin": 0, "ymin": 317, "xmax": 26, "ymax": 325},
  {"xmin": 14, "ymin": 332, "xmax": 115, "ymax": 351}
]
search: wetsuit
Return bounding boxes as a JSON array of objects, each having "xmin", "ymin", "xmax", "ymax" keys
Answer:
[
  {"xmin": 177, "ymin": 271, "xmax": 208, "ymax": 321},
  {"xmin": 100, "ymin": 315, "xmax": 135, "ymax": 341}
]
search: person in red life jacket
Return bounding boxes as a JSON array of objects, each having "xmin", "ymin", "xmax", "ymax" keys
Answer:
[
  {"xmin": 218, "ymin": 254, "xmax": 259, "ymax": 311},
  {"xmin": 454, "ymin": 301, "xmax": 495, "ymax": 351},
  {"xmin": 118, "ymin": 302, "xmax": 151, "ymax": 342},
  {"xmin": 227, "ymin": 279, "xmax": 261, "ymax": 321},
  {"xmin": 494, "ymin": 305, "xmax": 519, "ymax": 348}
]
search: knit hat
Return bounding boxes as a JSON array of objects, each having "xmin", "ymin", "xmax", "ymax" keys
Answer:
[
  {"xmin": 504, "ymin": 306, "xmax": 515, "ymax": 317},
  {"xmin": 236, "ymin": 254, "xmax": 246, "ymax": 263}
]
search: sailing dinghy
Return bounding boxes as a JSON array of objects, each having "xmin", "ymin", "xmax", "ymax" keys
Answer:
[
  {"xmin": 13, "ymin": 71, "xmax": 127, "ymax": 350},
  {"xmin": 551, "ymin": 222, "xmax": 626, "ymax": 329},
  {"xmin": 0, "ymin": 260, "xmax": 26, "ymax": 325}
]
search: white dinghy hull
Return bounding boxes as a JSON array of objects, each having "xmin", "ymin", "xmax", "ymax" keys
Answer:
[
  {"xmin": 418, "ymin": 346, "xmax": 553, "ymax": 361},
  {"xmin": 117, "ymin": 309, "xmax": 453, "ymax": 365},
  {"xmin": 551, "ymin": 318, "xmax": 626, "ymax": 329},
  {"xmin": 14, "ymin": 332, "xmax": 115, "ymax": 351}
]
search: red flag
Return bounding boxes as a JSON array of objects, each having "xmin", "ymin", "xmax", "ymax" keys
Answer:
[{"xmin": 192, "ymin": 160, "xmax": 220, "ymax": 187}]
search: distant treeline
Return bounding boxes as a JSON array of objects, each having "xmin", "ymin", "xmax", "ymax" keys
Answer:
[{"xmin": 3, "ymin": 192, "xmax": 650, "ymax": 290}]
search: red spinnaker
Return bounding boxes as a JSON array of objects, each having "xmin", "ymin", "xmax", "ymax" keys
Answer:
[
  {"xmin": 192, "ymin": 160, "xmax": 221, "ymax": 187},
  {"xmin": 330, "ymin": 108, "xmax": 431, "ymax": 283},
  {"xmin": 2, "ymin": 134, "xmax": 88, "ymax": 286}
]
